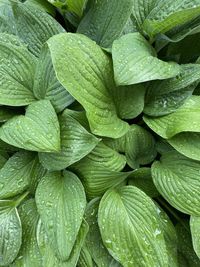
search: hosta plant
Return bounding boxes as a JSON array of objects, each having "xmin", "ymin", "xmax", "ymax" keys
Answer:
[{"xmin": 0, "ymin": 0, "xmax": 200, "ymax": 266}]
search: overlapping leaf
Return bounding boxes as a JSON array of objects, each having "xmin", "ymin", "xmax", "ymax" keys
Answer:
[
  {"xmin": 47, "ymin": 33, "xmax": 129, "ymax": 138},
  {"xmin": 78, "ymin": 0, "xmax": 134, "ymax": 48},
  {"xmin": 112, "ymin": 33, "xmax": 180, "ymax": 85},
  {"xmin": 39, "ymin": 110, "xmax": 99, "ymax": 171},
  {"xmin": 98, "ymin": 186, "xmax": 168, "ymax": 267},
  {"xmin": 35, "ymin": 171, "xmax": 86, "ymax": 261},
  {"xmin": 152, "ymin": 151, "xmax": 200, "ymax": 215},
  {"xmin": 0, "ymin": 100, "xmax": 60, "ymax": 152}
]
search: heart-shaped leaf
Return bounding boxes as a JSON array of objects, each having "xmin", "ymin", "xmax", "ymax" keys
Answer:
[
  {"xmin": 47, "ymin": 33, "xmax": 129, "ymax": 138},
  {"xmin": 98, "ymin": 185, "xmax": 168, "ymax": 267},
  {"xmin": 152, "ymin": 151, "xmax": 200, "ymax": 215},
  {"xmin": 0, "ymin": 100, "xmax": 60, "ymax": 152},
  {"xmin": 112, "ymin": 33, "xmax": 180, "ymax": 85},
  {"xmin": 35, "ymin": 170, "xmax": 86, "ymax": 261},
  {"xmin": 39, "ymin": 110, "xmax": 100, "ymax": 171}
]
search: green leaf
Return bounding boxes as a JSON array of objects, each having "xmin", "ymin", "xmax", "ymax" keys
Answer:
[
  {"xmin": 0, "ymin": 33, "xmax": 36, "ymax": 106},
  {"xmin": 70, "ymin": 142, "xmax": 128, "ymax": 198},
  {"xmin": 39, "ymin": 110, "xmax": 99, "ymax": 171},
  {"xmin": 176, "ymin": 221, "xmax": 200, "ymax": 266},
  {"xmin": 144, "ymin": 96, "xmax": 200, "ymax": 139},
  {"xmin": 152, "ymin": 151, "xmax": 200, "ymax": 215},
  {"xmin": 47, "ymin": 33, "xmax": 129, "ymax": 138},
  {"xmin": 112, "ymin": 33, "xmax": 180, "ymax": 85},
  {"xmin": 77, "ymin": 0, "xmax": 134, "ymax": 48},
  {"xmin": 114, "ymin": 84, "xmax": 146, "ymax": 120},
  {"xmin": 9, "ymin": 1, "xmax": 65, "ymax": 57},
  {"xmin": 85, "ymin": 198, "xmax": 121, "ymax": 267},
  {"xmin": 128, "ymin": 168, "xmax": 159, "ymax": 198},
  {"xmin": 33, "ymin": 45, "xmax": 74, "ymax": 113},
  {"xmin": 144, "ymin": 64, "xmax": 200, "ymax": 117},
  {"xmin": 168, "ymin": 132, "xmax": 200, "ymax": 161},
  {"xmin": 0, "ymin": 151, "xmax": 43, "ymax": 199},
  {"xmin": 98, "ymin": 186, "xmax": 168, "ymax": 267},
  {"xmin": 133, "ymin": 0, "xmax": 200, "ymax": 38},
  {"xmin": 35, "ymin": 170, "xmax": 86, "ymax": 261},
  {"xmin": 190, "ymin": 216, "xmax": 200, "ymax": 259},
  {"xmin": 37, "ymin": 219, "xmax": 89, "ymax": 267},
  {"xmin": 12, "ymin": 199, "xmax": 42, "ymax": 267},
  {"xmin": 78, "ymin": 245, "xmax": 93, "ymax": 267},
  {"xmin": 105, "ymin": 125, "xmax": 157, "ymax": 169},
  {"xmin": 25, "ymin": 0, "xmax": 56, "ymax": 16},
  {"xmin": 156, "ymin": 204, "xmax": 178, "ymax": 267},
  {"xmin": 0, "ymin": 200, "xmax": 22, "ymax": 266},
  {"xmin": 48, "ymin": 0, "xmax": 86, "ymax": 17},
  {"xmin": 0, "ymin": 100, "xmax": 60, "ymax": 152}
]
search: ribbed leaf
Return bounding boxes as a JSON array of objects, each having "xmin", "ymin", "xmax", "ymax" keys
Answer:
[
  {"xmin": 47, "ymin": 33, "xmax": 129, "ymax": 138},
  {"xmin": 112, "ymin": 33, "xmax": 180, "ymax": 85},
  {"xmin": 48, "ymin": 0, "xmax": 86, "ymax": 17},
  {"xmin": 98, "ymin": 186, "xmax": 168, "ymax": 267},
  {"xmin": 35, "ymin": 171, "xmax": 86, "ymax": 261},
  {"xmin": 85, "ymin": 198, "xmax": 120, "ymax": 267},
  {"xmin": 0, "ymin": 200, "xmax": 22, "ymax": 266},
  {"xmin": 105, "ymin": 125, "xmax": 157, "ymax": 169},
  {"xmin": 39, "ymin": 110, "xmax": 99, "ymax": 171},
  {"xmin": 190, "ymin": 216, "xmax": 200, "ymax": 259},
  {"xmin": 0, "ymin": 100, "xmax": 60, "ymax": 152},
  {"xmin": 10, "ymin": 1, "xmax": 65, "ymax": 56},
  {"xmin": 78, "ymin": 245, "xmax": 93, "ymax": 267},
  {"xmin": 70, "ymin": 142, "xmax": 127, "ymax": 198},
  {"xmin": 77, "ymin": 0, "xmax": 134, "ymax": 48},
  {"xmin": 152, "ymin": 151, "xmax": 200, "ymax": 215},
  {"xmin": 37, "ymin": 219, "xmax": 89, "ymax": 267},
  {"xmin": 12, "ymin": 199, "xmax": 42, "ymax": 267},
  {"xmin": 144, "ymin": 96, "xmax": 200, "ymax": 139},
  {"xmin": 33, "ymin": 45, "xmax": 74, "ymax": 113},
  {"xmin": 0, "ymin": 33, "xmax": 36, "ymax": 106},
  {"xmin": 144, "ymin": 64, "xmax": 200, "ymax": 116},
  {"xmin": 114, "ymin": 84, "xmax": 146, "ymax": 120},
  {"xmin": 0, "ymin": 151, "xmax": 41, "ymax": 199},
  {"xmin": 133, "ymin": 0, "xmax": 200, "ymax": 38}
]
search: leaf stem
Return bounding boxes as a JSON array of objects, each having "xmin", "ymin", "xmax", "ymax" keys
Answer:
[{"xmin": 14, "ymin": 191, "xmax": 29, "ymax": 207}]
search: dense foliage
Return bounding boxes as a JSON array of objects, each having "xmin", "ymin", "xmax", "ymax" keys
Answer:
[{"xmin": 0, "ymin": 0, "xmax": 200, "ymax": 266}]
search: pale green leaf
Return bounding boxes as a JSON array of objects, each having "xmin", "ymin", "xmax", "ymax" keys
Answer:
[
  {"xmin": 144, "ymin": 96, "xmax": 200, "ymax": 139},
  {"xmin": 48, "ymin": 0, "xmax": 86, "ymax": 17},
  {"xmin": 0, "ymin": 33, "xmax": 36, "ymax": 106},
  {"xmin": 77, "ymin": 0, "xmax": 134, "ymax": 48},
  {"xmin": 0, "ymin": 100, "xmax": 60, "ymax": 152},
  {"xmin": 78, "ymin": 245, "xmax": 93, "ymax": 267},
  {"xmin": 33, "ymin": 45, "xmax": 74, "ymax": 113},
  {"xmin": 105, "ymin": 125, "xmax": 157, "ymax": 169},
  {"xmin": 37, "ymin": 219, "xmax": 89, "ymax": 267},
  {"xmin": 0, "ymin": 151, "xmax": 42, "ymax": 199},
  {"xmin": 35, "ymin": 170, "xmax": 86, "ymax": 261},
  {"xmin": 144, "ymin": 64, "xmax": 200, "ymax": 116},
  {"xmin": 0, "ymin": 200, "xmax": 22, "ymax": 266},
  {"xmin": 112, "ymin": 33, "xmax": 180, "ymax": 85},
  {"xmin": 25, "ymin": 0, "xmax": 56, "ymax": 16},
  {"xmin": 152, "ymin": 151, "xmax": 200, "ymax": 215},
  {"xmin": 98, "ymin": 186, "xmax": 168, "ymax": 267},
  {"xmin": 70, "ymin": 142, "xmax": 128, "ymax": 198},
  {"xmin": 12, "ymin": 199, "xmax": 42, "ymax": 267},
  {"xmin": 190, "ymin": 216, "xmax": 200, "ymax": 259},
  {"xmin": 47, "ymin": 33, "xmax": 129, "ymax": 138},
  {"xmin": 39, "ymin": 110, "xmax": 99, "ymax": 171}
]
